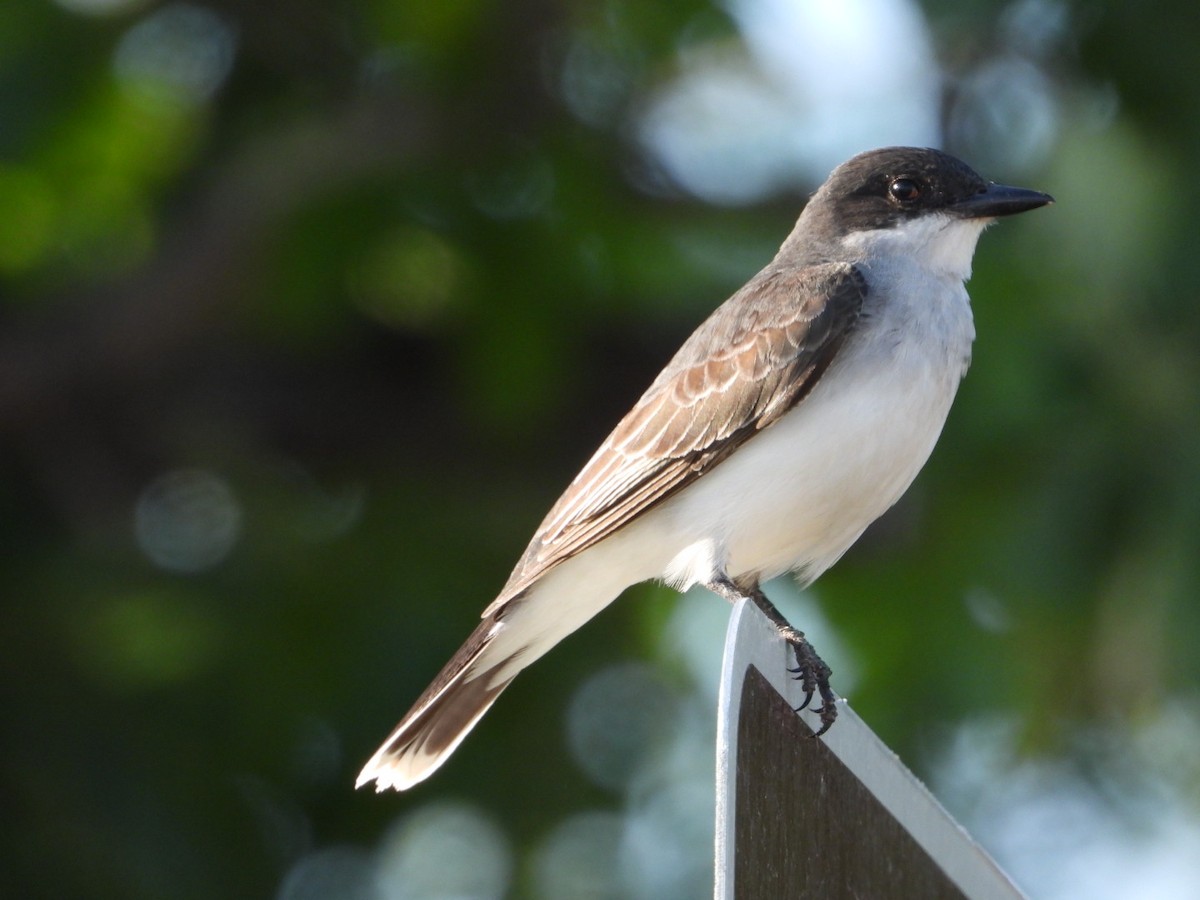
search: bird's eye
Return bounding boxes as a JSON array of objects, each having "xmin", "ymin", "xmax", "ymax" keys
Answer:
[{"xmin": 889, "ymin": 177, "xmax": 922, "ymax": 203}]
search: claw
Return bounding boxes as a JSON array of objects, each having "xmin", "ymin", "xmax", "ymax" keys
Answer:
[
  {"xmin": 811, "ymin": 713, "xmax": 835, "ymax": 738},
  {"xmin": 794, "ymin": 690, "xmax": 814, "ymax": 712}
]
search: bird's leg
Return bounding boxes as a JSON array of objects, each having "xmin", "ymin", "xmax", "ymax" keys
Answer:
[{"xmin": 705, "ymin": 574, "xmax": 838, "ymax": 736}]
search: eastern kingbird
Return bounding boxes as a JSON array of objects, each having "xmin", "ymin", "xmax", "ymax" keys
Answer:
[{"xmin": 357, "ymin": 146, "xmax": 1052, "ymax": 792}]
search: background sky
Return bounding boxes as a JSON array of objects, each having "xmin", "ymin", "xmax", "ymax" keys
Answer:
[{"xmin": 4, "ymin": 0, "xmax": 1200, "ymax": 897}]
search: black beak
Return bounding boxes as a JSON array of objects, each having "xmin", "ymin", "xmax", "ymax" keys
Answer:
[{"xmin": 951, "ymin": 182, "xmax": 1054, "ymax": 219}]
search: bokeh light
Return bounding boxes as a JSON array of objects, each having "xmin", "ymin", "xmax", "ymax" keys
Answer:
[
  {"xmin": 946, "ymin": 56, "xmax": 1058, "ymax": 172},
  {"xmin": 372, "ymin": 802, "xmax": 512, "ymax": 900},
  {"xmin": 278, "ymin": 845, "xmax": 379, "ymax": 900},
  {"xmin": 618, "ymin": 775, "xmax": 714, "ymax": 900},
  {"xmin": 53, "ymin": 0, "xmax": 146, "ymax": 16},
  {"xmin": 113, "ymin": 3, "xmax": 237, "ymax": 108},
  {"xmin": 638, "ymin": 0, "xmax": 941, "ymax": 203},
  {"xmin": 134, "ymin": 468, "xmax": 242, "ymax": 574},
  {"xmin": 531, "ymin": 811, "xmax": 625, "ymax": 899},
  {"xmin": 935, "ymin": 710, "xmax": 1200, "ymax": 900},
  {"xmin": 565, "ymin": 661, "xmax": 679, "ymax": 791},
  {"xmin": 67, "ymin": 588, "xmax": 223, "ymax": 689},
  {"xmin": 349, "ymin": 226, "xmax": 471, "ymax": 332}
]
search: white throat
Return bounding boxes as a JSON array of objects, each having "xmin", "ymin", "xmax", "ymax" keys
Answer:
[{"xmin": 840, "ymin": 213, "xmax": 991, "ymax": 282}]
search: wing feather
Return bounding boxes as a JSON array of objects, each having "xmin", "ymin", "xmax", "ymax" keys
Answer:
[{"xmin": 492, "ymin": 261, "xmax": 866, "ymax": 608}]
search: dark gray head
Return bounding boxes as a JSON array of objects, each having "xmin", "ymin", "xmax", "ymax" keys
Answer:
[{"xmin": 783, "ymin": 147, "xmax": 1052, "ymax": 264}]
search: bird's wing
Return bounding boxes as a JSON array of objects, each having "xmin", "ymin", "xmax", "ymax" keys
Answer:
[{"xmin": 489, "ymin": 261, "xmax": 866, "ymax": 611}]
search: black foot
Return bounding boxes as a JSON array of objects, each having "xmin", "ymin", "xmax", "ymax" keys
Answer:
[
  {"xmin": 705, "ymin": 574, "xmax": 838, "ymax": 736},
  {"xmin": 785, "ymin": 637, "xmax": 837, "ymax": 736}
]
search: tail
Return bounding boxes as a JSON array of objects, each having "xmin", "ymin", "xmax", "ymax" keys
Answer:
[
  {"xmin": 356, "ymin": 540, "xmax": 649, "ymax": 791},
  {"xmin": 356, "ymin": 614, "xmax": 515, "ymax": 792}
]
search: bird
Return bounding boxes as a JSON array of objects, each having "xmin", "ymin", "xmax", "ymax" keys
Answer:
[{"xmin": 356, "ymin": 146, "xmax": 1052, "ymax": 792}]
